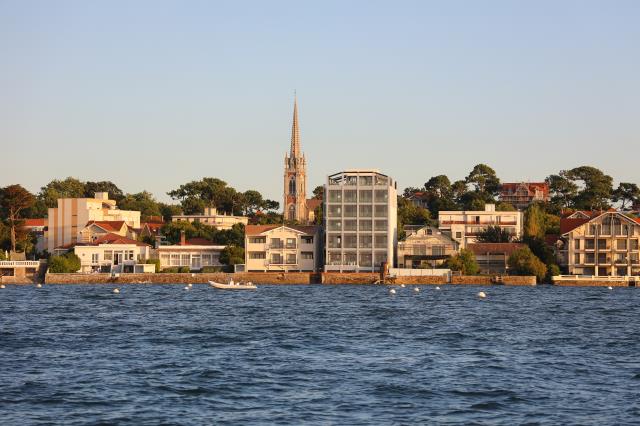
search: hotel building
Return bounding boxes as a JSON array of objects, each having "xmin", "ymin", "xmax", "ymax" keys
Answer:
[{"xmin": 324, "ymin": 170, "xmax": 397, "ymax": 272}]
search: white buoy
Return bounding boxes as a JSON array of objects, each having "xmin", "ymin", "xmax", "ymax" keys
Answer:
[
  {"xmin": 36, "ymin": 283, "xmax": 42, "ymax": 288},
  {"xmin": 113, "ymin": 288, "xmax": 120, "ymax": 294},
  {"xmin": 414, "ymin": 287, "xmax": 420, "ymax": 292},
  {"xmin": 389, "ymin": 288, "xmax": 396, "ymax": 294},
  {"xmin": 0, "ymin": 284, "xmax": 5, "ymax": 289},
  {"xmin": 478, "ymin": 291, "xmax": 487, "ymax": 298},
  {"xmin": 184, "ymin": 286, "xmax": 190, "ymax": 290},
  {"xmin": 435, "ymin": 286, "xmax": 441, "ymax": 290},
  {"xmin": 188, "ymin": 283, "xmax": 193, "ymax": 288},
  {"xmin": 607, "ymin": 286, "xmax": 613, "ymax": 290},
  {"xmin": 400, "ymin": 284, "xmax": 405, "ymax": 288}
]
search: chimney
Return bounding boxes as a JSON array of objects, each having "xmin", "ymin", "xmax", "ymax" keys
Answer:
[{"xmin": 180, "ymin": 230, "xmax": 186, "ymax": 246}]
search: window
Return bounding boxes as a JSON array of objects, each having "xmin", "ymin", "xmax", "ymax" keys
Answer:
[
  {"xmin": 181, "ymin": 254, "xmax": 190, "ymax": 265},
  {"xmin": 170, "ymin": 253, "xmax": 180, "ymax": 266},
  {"xmin": 574, "ymin": 239, "xmax": 581, "ymax": 250},
  {"xmin": 574, "ymin": 254, "xmax": 580, "ymax": 264},
  {"xmin": 345, "ymin": 176, "xmax": 357, "ymax": 185},
  {"xmin": 374, "ymin": 175, "xmax": 388, "ymax": 186},
  {"xmin": 359, "ymin": 234, "xmax": 372, "ymax": 248},
  {"xmin": 301, "ymin": 236, "xmax": 314, "ymax": 244},
  {"xmin": 359, "ymin": 176, "xmax": 373, "ymax": 186},
  {"xmin": 374, "ymin": 220, "xmax": 387, "ymax": 231},
  {"xmin": 359, "ymin": 205, "xmax": 372, "ymax": 217},
  {"xmin": 92, "ymin": 253, "xmax": 99, "ymax": 263},
  {"xmin": 301, "ymin": 252, "xmax": 314, "ymax": 260},
  {"xmin": 375, "ymin": 235, "xmax": 387, "ymax": 248},
  {"xmin": 359, "ymin": 190, "xmax": 372, "ymax": 202},
  {"xmin": 344, "ymin": 190, "xmax": 357, "ymax": 203},
  {"xmin": 270, "ymin": 254, "xmax": 282, "ymax": 264},
  {"xmin": 585, "ymin": 253, "xmax": 595, "ymax": 264},
  {"xmin": 127, "ymin": 250, "xmax": 134, "ymax": 260},
  {"xmin": 597, "ymin": 239, "xmax": 607, "ymax": 250},
  {"xmin": 343, "ymin": 252, "xmax": 357, "ymax": 265},
  {"xmin": 413, "ymin": 245, "xmax": 427, "ymax": 256},
  {"xmin": 286, "ymin": 238, "xmax": 296, "ymax": 249},
  {"xmin": 455, "ymin": 232, "xmax": 462, "ymax": 239},
  {"xmin": 585, "ymin": 239, "xmax": 595, "ymax": 249},
  {"xmin": 344, "ymin": 234, "xmax": 357, "ymax": 248},
  {"xmin": 374, "ymin": 190, "xmax": 388, "ymax": 202},
  {"xmin": 328, "ymin": 234, "xmax": 342, "ymax": 248},
  {"xmin": 328, "ymin": 190, "xmax": 342, "ymax": 203},
  {"xmin": 249, "ymin": 251, "xmax": 266, "ymax": 259},
  {"xmin": 289, "ymin": 177, "xmax": 296, "ymax": 195},
  {"xmin": 270, "ymin": 238, "xmax": 283, "ymax": 249},
  {"xmin": 328, "ymin": 220, "xmax": 342, "ymax": 231},
  {"xmin": 202, "ymin": 254, "xmax": 212, "ymax": 266},
  {"xmin": 359, "ymin": 253, "xmax": 372, "ymax": 266},
  {"xmin": 286, "ymin": 254, "xmax": 297, "ymax": 264},
  {"xmin": 359, "ymin": 220, "xmax": 372, "ymax": 231},
  {"xmin": 288, "ymin": 205, "xmax": 296, "ymax": 221},
  {"xmin": 104, "ymin": 250, "xmax": 113, "ymax": 261},
  {"xmin": 249, "ymin": 237, "xmax": 266, "ymax": 244},
  {"xmin": 328, "ymin": 205, "xmax": 342, "ymax": 217},
  {"xmin": 344, "ymin": 205, "xmax": 357, "ymax": 217},
  {"xmin": 374, "ymin": 205, "xmax": 387, "ymax": 217},
  {"xmin": 344, "ymin": 220, "xmax": 357, "ymax": 231},
  {"xmin": 160, "ymin": 254, "xmax": 170, "ymax": 266},
  {"xmin": 432, "ymin": 245, "xmax": 445, "ymax": 256},
  {"xmin": 617, "ymin": 240, "xmax": 627, "ymax": 250}
]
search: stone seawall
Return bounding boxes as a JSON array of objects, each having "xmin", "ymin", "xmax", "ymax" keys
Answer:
[
  {"xmin": 45, "ymin": 272, "xmax": 313, "ymax": 285},
  {"xmin": 451, "ymin": 275, "xmax": 537, "ymax": 285},
  {"xmin": 553, "ymin": 280, "xmax": 633, "ymax": 287},
  {"xmin": 320, "ymin": 273, "xmax": 380, "ymax": 284}
]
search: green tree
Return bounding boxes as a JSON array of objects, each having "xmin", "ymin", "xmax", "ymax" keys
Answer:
[
  {"xmin": 563, "ymin": 166, "xmax": 613, "ymax": 210},
  {"xmin": 422, "ymin": 175, "xmax": 458, "ymax": 216},
  {"xmin": 546, "ymin": 174, "xmax": 578, "ymax": 210},
  {"xmin": 445, "ymin": 249, "xmax": 480, "ymax": 275},
  {"xmin": 466, "ymin": 164, "xmax": 501, "ymax": 197},
  {"xmin": 508, "ymin": 246, "xmax": 547, "ymax": 282},
  {"xmin": 312, "ymin": 185, "xmax": 324, "ymax": 200},
  {"xmin": 158, "ymin": 203, "xmax": 183, "ymax": 222},
  {"xmin": 38, "ymin": 177, "xmax": 86, "ymax": 208},
  {"xmin": 118, "ymin": 191, "xmax": 162, "ymax": 220},
  {"xmin": 0, "ymin": 185, "xmax": 36, "ymax": 253},
  {"xmin": 476, "ymin": 225, "xmax": 512, "ymax": 243},
  {"xmin": 612, "ymin": 183, "xmax": 640, "ymax": 210},
  {"xmin": 397, "ymin": 196, "xmax": 433, "ymax": 240},
  {"xmin": 524, "ymin": 203, "xmax": 545, "ymax": 238},
  {"xmin": 220, "ymin": 245, "xmax": 244, "ymax": 266},
  {"xmin": 495, "ymin": 202, "xmax": 516, "ymax": 211},
  {"xmin": 84, "ymin": 181, "xmax": 124, "ymax": 202}
]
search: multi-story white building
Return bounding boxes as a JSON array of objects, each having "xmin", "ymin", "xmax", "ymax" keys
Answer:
[
  {"xmin": 438, "ymin": 204, "xmax": 523, "ymax": 249},
  {"xmin": 323, "ymin": 170, "xmax": 397, "ymax": 272},
  {"xmin": 47, "ymin": 192, "xmax": 140, "ymax": 253},
  {"xmin": 171, "ymin": 207, "xmax": 248, "ymax": 230},
  {"xmin": 560, "ymin": 210, "xmax": 640, "ymax": 276},
  {"xmin": 70, "ymin": 234, "xmax": 154, "ymax": 273},
  {"xmin": 245, "ymin": 225, "xmax": 319, "ymax": 272}
]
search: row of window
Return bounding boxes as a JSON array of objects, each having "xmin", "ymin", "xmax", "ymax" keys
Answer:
[
  {"xmin": 248, "ymin": 251, "xmax": 314, "ymax": 263},
  {"xmin": 247, "ymin": 236, "xmax": 314, "ymax": 245},
  {"xmin": 159, "ymin": 253, "xmax": 219, "ymax": 267},
  {"xmin": 327, "ymin": 219, "xmax": 388, "ymax": 232},
  {"xmin": 574, "ymin": 252, "xmax": 640, "ymax": 264},
  {"xmin": 326, "ymin": 251, "xmax": 387, "ymax": 267},
  {"xmin": 586, "ymin": 223, "xmax": 636, "ymax": 236},
  {"xmin": 327, "ymin": 175, "xmax": 389, "ymax": 187},
  {"xmin": 327, "ymin": 234, "xmax": 388, "ymax": 249},
  {"xmin": 574, "ymin": 238, "xmax": 640, "ymax": 251},
  {"xmin": 102, "ymin": 250, "xmax": 136, "ymax": 262},
  {"xmin": 327, "ymin": 189, "xmax": 389, "ymax": 203},
  {"xmin": 327, "ymin": 205, "xmax": 388, "ymax": 218}
]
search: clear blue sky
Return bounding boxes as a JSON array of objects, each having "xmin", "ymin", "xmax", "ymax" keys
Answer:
[{"xmin": 2, "ymin": 0, "xmax": 639, "ymax": 203}]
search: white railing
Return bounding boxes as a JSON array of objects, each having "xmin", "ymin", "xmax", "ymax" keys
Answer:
[
  {"xmin": 553, "ymin": 275, "xmax": 640, "ymax": 282},
  {"xmin": 0, "ymin": 261, "xmax": 40, "ymax": 267},
  {"xmin": 389, "ymin": 268, "xmax": 451, "ymax": 278}
]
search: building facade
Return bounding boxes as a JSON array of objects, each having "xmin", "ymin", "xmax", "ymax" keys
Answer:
[
  {"xmin": 245, "ymin": 225, "xmax": 319, "ymax": 272},
  {"xmin": 283, "ymin": 97, "xmax": 309, "ymax": 223},
  {"xmin": 46, "ymin": 192, "xmax": 140, "ymax": 253},
  {"xmin": 171, "ymin": 207, "xmax": 248, "ymax": 230},
  {"xmin": 156, "ymin": 238, "xmax": 225, "ymax": 271},
  {"xmin": 70, "ymin": 234, "xmax": 153, "ymax": 273},
  {"xmin": 467, "ymin": 242, "xmax": 525, "ymax": 275},
  {"xmin": 397, "ymin": 226, "xmax": 459, "ymax": 268},
  {"xmin": 499, "ymin": 182, "xmax": 550, "ymax": 210},
  {"xmin": 438, "ymin": 204, "xmax": 523, "ymax": 249},
  {"xmin": 324, "ymin": 170, "xmax": 398, "ymax": 272},
  {"xmin": 559, "ymin": 211, "xmax": 640, "ymax": 276}
]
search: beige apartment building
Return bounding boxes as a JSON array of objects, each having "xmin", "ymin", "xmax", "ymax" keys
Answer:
[
  {"xmin": 560, "ymin": 211, "xmax": 640, "ymax": 276},
  {"xmin": 171, "ymin": 207, "xmax": 248, "ymax": 230},
  {"xmin": 438, "ymin": 204, "xmax": 523, "ymax": 249},
  {"xmin": 245, "ymin": 225, "xmax": 319, "ymax": 272},
  {"xmin": 397, "ymin": 226, "xmax": 459, "ymax": 268},
  {"xmin": 47, "ymin": 192, "xmax": 140, "ymax": 253},
  {"xmin": 324, "ymin": 170, "xmax": 398, "ymax": 272}
]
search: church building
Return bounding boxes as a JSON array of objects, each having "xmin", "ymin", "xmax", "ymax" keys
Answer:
[{"xmin": 283, "ymin": 98, "xmax": 309, "ymax": 223}]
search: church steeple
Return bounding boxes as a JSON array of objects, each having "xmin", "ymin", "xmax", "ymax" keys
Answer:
[{"xmin": 290, "ymin": 96, "xmax": 301, "ymax": 157}]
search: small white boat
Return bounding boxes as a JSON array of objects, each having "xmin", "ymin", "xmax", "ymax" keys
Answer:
[{"xmin": 208, "ymin": 280, "xmax": 257, "ymax": 290}]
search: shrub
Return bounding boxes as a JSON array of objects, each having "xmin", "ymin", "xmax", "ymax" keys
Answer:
[
  {"xmin": 508, "ymin": 246, "xmax": 547, "ymax": 282},
  {"xmin": 201, "ymin": 266, "xmax": 224, "ymax": 273},
  {"xmin": 48, "ymin": 252, "xmax": 81, "ymax": 273},
  {"xmin": 444, "ymin": 249, "xmax": 480, "ymax": 275},
  {"xmin": 145, "ymin": 258, "xmax": 160, "ymax": 273}
]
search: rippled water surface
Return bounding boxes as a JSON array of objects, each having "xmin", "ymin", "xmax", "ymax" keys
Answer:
[{"xmin": 1, "ymin": 284, "xmax": 640, "ymax": 425}]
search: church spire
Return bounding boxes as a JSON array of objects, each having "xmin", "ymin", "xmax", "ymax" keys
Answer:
[{"xmin": 290, "ymin": 95, "xmax": 301, "ymax": 157}]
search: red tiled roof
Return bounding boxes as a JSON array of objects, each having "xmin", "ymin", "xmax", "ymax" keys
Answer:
[
  {"xmin": 86, "ymin": 220, "xmax": 127, "ymax": 232},
  {"xmin": 306, "ymin": 198, "xmax": 322, "ymax": 211},
  {"xmin": 245, "ymin": 224, "xmax": 319, "ymax": 236},
  {"xmin": 560, "ymin": 218, "xmax": 590, "ymax": 234},
  {"xmin": 467, "ymin": 243, "xmax": 526, "ymax": 256},
  {"xmin": 544, "ymin": 234, "xmax": 560, "ymax": 246},
  {"xmin": 142, "ymin": 222, "xmax": 164, "ymax": 231},
  {"xmin": 23, "ymin": 218, "xmax": 46, "ymax": 227},
  {"xmin": 180, "ymin": 237, "xmax": 216, "ymax": 246},
  {"xmin": 92, "ymin": 233, "xmax": 149, "ymax": 247}
]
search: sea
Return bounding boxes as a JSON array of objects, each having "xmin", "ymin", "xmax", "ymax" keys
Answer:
[{"xmin": 1, "ymin": 284, "xmax": 639, "ymax": 425}]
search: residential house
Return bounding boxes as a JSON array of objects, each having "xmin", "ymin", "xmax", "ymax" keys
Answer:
[
  {"xmin": 467, "ymin": 242, "xmax": 526, "ymax": 275},
  {"xmin": 23, "ymin": 218, "xmax": 46, "ymax": 253},
  {"xmin": 324, "ymin": 170, "xmax": 398, "ymax": 272},
  {"xmin": 438, "ymin": 204, "xmax": 523, "ymax": 249},
  {"xmin": 245, "ymin": 224, "xmax": 319, "ymax": 272},
  {"xmin": 397, "ymin": 225, "xmax": 459, "ymax": 268},
  {"xmin": 69, "ymin": 233, "xmax": 153, "ymax": 273},
  {"xmin": 156, "ymin": 232, "xmax": 225, "ymax": 271},
  {"xmin": 171, "ymin": 207, "xmax": 248, "ymax": 230},
  {"xmin": 499, "ymin": 182, "xmax": 550, "ymax": 210},
  {"xmin": 559, "ymin": 210, "xmax": 640, "ymax": 276}
]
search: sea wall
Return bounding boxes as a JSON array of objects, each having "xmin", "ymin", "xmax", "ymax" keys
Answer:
[
  {"xmin": 450, "ymin": 275, "xmax": 537, "ymax": 285},
  {"xmin": 553, "ymin": 280, "xmax": 632, "ymax": 287},
  {"xmin": 320, "ymin": 273, "xmax": 380, "ymax": 284},
  {"xmin": 45, "ymin": 272, "xmax": 313, "ymax": 285}
]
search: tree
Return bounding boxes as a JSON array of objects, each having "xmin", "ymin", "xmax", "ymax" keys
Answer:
[
  {"xmin": 612, "ymin": 183, "xmax": 640, "ymax": 210},
  {"xmin": 397, "ymin": 196, "xmax": 433, "ymax": 240},
  {"xmin": 118, "ymin": 191, "xmax": 162, "ymax": 220},
  {"xmin": 312, "ymin": 185, "xmax": 324, "ymax": 200},
  {"xmin": 220, "ymin": 245, "xmax": 244, "ymax": 266},
  {"xmin": 524, "ymin": 203, "xmax": 545, "ymax": 239},
  {"xmin": 476, "ymin": 225, "xmax": 512, "ymax": 243},
  {"xmin": 168, "ymin": 177, "xmax": 237, "ymax": 214},
  {"xmin": 38, "ymin": 177, "xmax": 86, "ymax": 208},
  {"xmin": 242, "ymin": 190, "xmax": 264, "ymax": 215},
  {"xmin": 422, "ymin": 175, "xmax": 458, "ymax": 216},
  {"xmin": 546, "ymin": 174, "xmax": 578, "ymax": 210},
  {"xmin": 84, "ymin": 181, "xmax": 124, "ymax": 202},
  {"xmin": 496, "ymin": 202, "xmax": 516, "ymax": 211},
  {"xmin": 508, "ymin": 246, "xmax": 547, "ymax": 282},
  {"xmin": 158, "ymin": 203, "xmax": 183, "ymax": 222},
  {"xmin": 445, "ymin": 249, "xmax": 480, "ymax": 275},
  {"xmin": 48, "ymin": 252, "xmax": 81, "ymax": 273},
  {"xmin": 466, "ymin": 164, "xmax": 500, "ymax": 197},
  {"xmin": 563, "ymin": 166, "xmax": 613, "ymax": 210},
  {"xmin": 0, "ymin": 185, "xmax": 36, "ymax": 252}
]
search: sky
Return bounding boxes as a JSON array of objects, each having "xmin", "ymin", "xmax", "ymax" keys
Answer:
[{"xmin": 1, "ymin": 0, "xmax": 639, "ymax": 204}]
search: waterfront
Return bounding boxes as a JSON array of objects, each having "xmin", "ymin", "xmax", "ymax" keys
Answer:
[{"xmin": 1, "ymin": 285, "xmax": 639, "ymax": 424}]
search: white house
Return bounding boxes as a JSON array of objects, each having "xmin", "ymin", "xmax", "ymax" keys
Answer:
[{"xmin": 71, "ymin": 233, "xmax": 154, "ymax": 273}]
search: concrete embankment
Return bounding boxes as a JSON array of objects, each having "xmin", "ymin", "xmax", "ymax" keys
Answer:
[
  {"xmin": 44, "ymin": 272, "xmax": 537, "ymax": 286},
  {"xmin": 553, "ymin": 280, "xmax": 633, "ymax": 287}
]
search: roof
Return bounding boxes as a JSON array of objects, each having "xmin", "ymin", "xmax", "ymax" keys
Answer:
[
  {"xmin": 23, "ymin": 218, "xmax": 46, "ymax": 227},
  {"xmin": 501, "ymin": 182, "xmax": 548, "ymax": 191},
  {"xmin": 467, "ymin": 243, "xmax": 526, "ymax": 256},
  {"xmin": 245, "ymin": 224, "xmax": 319, "ymax": 236},
  {"xmin": 91, "ymin": 233, "xmax": 149, "ymax": 247},
  {"xmin": 142, "ymin": 222, "xmax": 164, "ymax": 231},
  {"xmin": 85, "ymin": 220, "xmax": 127, "ymax": 232},
  {"xmin": 560, "ymin": 211, "xmax": 640, "ymax": 235},
  {"xmin": 560, "ymin": 218, "xmax": 590, "ymax": 234},
  {"xmin": 179, "ymin": 237, "xmax": 216, "ymax": 246}
]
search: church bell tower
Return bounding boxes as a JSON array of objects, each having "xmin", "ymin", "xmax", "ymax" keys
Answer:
[{"xmin": 283, "ymin": 97, "xmax": 308, "ymax": 223}]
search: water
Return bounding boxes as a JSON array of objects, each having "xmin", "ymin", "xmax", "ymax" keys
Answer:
[{"xmin": 1, "ymin": 284, "xmax": 639, "ymax": 425}]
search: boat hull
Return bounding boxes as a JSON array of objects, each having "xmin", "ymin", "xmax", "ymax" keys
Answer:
[{"xmin": 208, "ymin": 281, "xmax": 257, "ymax": 290}]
